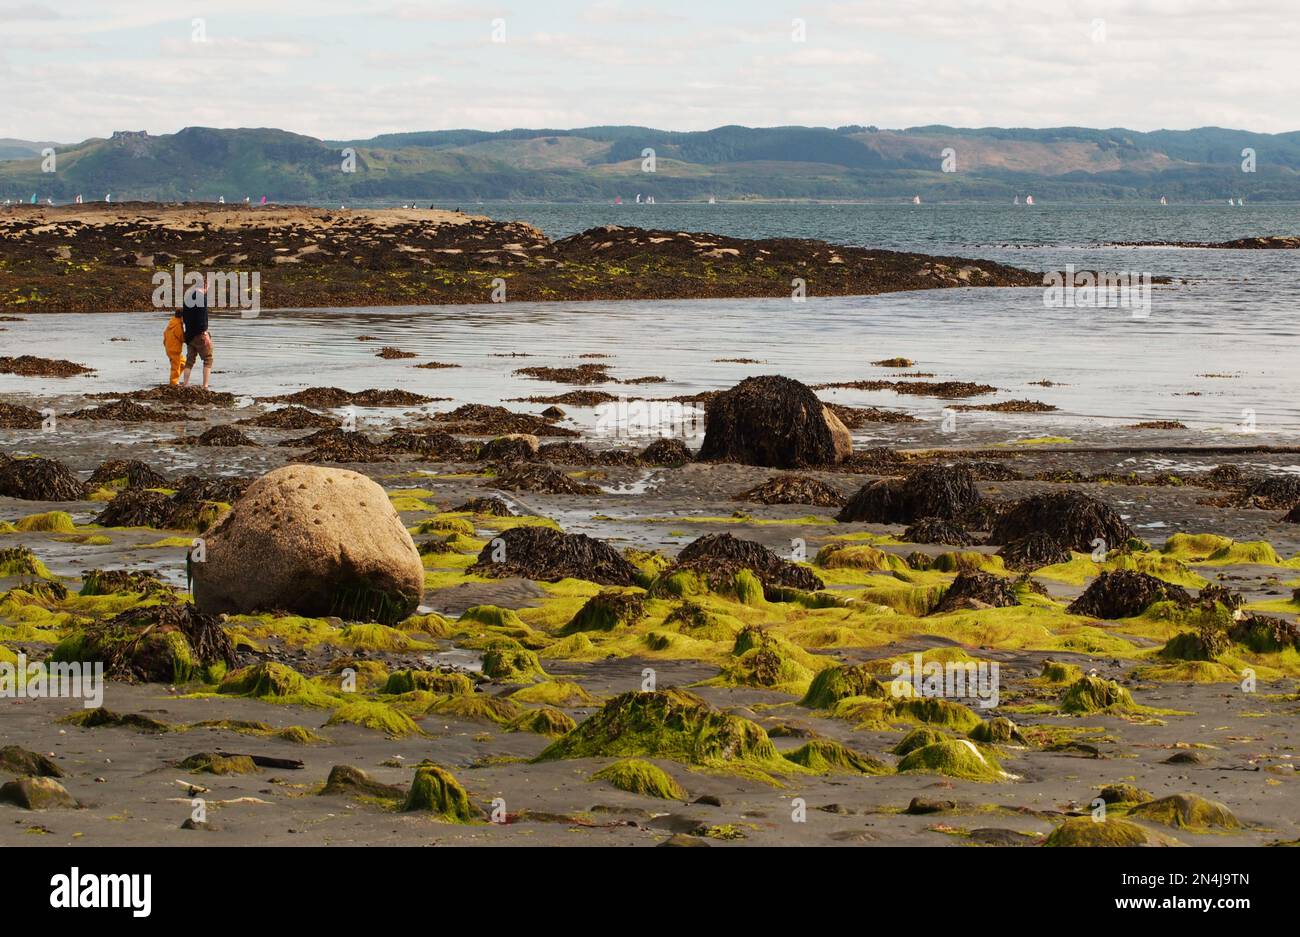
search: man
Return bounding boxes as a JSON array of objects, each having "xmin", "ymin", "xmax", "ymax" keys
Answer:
[{"xmin": 180, "ymin": 280, "xmax": 213, "ymax": 390}]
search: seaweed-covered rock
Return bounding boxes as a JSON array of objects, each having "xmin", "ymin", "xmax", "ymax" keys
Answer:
[
  {"xmin": 782, "ymin": 738, "xmax": 889, "ymax": 775},
  {"xmin": 591, "ymin": 758, "xmax": 687, "ymax": 799},
  {"xmin": 1045, "ymin": 816, "xmax": 1177, "ymax": 847},
  {"xmin": 481, "ymin": 642, "xmax": 548, "ymax": 683},
  {"xmin": 478, "ymin": 434, "xmax": 539, "ymax": 463},
  {"xmin": 535, "ymin": 689, "xmax": 785, "ymax": 771},
  {"xmin": 931, "ymin": 571, "xmax": 1019, "ymax": 613},
  {"xmin": 1098, "ymin": 783, "xmax": 1151, "ymax": 805},
  {"xmin": 901, "ymin": 516, "xmax": 975, "ymax": 546},
  {"xmin": 663, "ymin": 532, "xmax": 823, "ymax": 592},
  {"xmin": 563, "ymin": 590, "xmax": 647, "ymax": 633},
  {"xmin": 968, "ymin": 716, "xmax": 1026, "ymax": 745},
  {"xmin": 402, "ymin": 763, "xmax": 477, "ymax": 821},
  {"xmin": 193, "ymin": 464, "xmax": 424, "ymax": 624},
  {"xmin": 836, "ymin": 463, "xmax": 981, "ymax": 524},
  {"xmin": 891, "ymin": 727, "xmax": 949, "ymax": 756},
  {"xmin": 382, "ymin": 670, "xmax": 475, "ymax": 696},
  {"xmin": 733, "ymin": 474, "xmax": 847, "ymax": 508},
  {"xmin": 996, "ymin": 532, "xmax": 1073, "ymax": 571},
  {"xmin": 1228, "ymin": 613, "xmax": 1299, "ymax": 653},
  {"xmin": 1241, "ymin": 475, "xmax": 1300, "ymax": 509},
  {"xmin": 1128, "ymin": 794, "xmax": 1240, "ymax": 831},
  {"xmin": 896, "ymin": 739, "xmax": 1007, "ymax": 781},
  {"xmin": 640, "ymin": 438, "xmax": 693, "ymax": 466},
  {"xmin": 987, "ymin": 491, "xmax": 1136, "ymax": 552},
  {"xmin": 53, "ymin": 603, "xmax": 234, "ymax": 684},
  {"xmin": 0, "ymin": 745, "xmax": 64, "ymax": 778},
  {"xmin": 79, "ymin": 568, "xmax": 173, "ymax": 598},
  {"xmin": 698, "ymin": 375, "xmax": 851, "ymax": 468},
  {"xmin": 1060, "ymin": 675, "xmax": 1137, "ymax": 713},
  {"xmin": 86, "ymin": 458, "xmax": 167, "ymax": 491},
  {"xmin": 452, "ymin": 496, "xmax": 513, "ymax": 516},
  {"xmin": 179, "ymin": 752, "xmax": 259, "ymax": 775},
  {"xmin": 488, "ymin": 463, "xmax": 601, "ymax": 495},
  {"xmin": 0, "ymin": 776, "xmax": 78, "ymax": 809},
  {"xmin": 0, "ymin": 456, "xmax": 87, "ymax": 501},
  {"xmin": 94, "ymin": 489, "xmax": 174, "ymax": 528},
  {"xmin": 1068, "ymin": 570, "xmax": 1191, "ymax": 619},
  {"xmin": 799, "ymin": 663, "xmax": 889, "ymax": 709},
  {"xmin": 467, "ymin": 526, "xmax": 639, "ymax": 585},
  {"xmin": 320, "ymin": 764, "xmax": 405, "ymax": 799}
]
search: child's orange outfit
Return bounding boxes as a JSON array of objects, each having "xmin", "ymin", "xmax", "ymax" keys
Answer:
[{"xmin": 163, "ymin": 314, "xmax": 185, "ymax": 385}]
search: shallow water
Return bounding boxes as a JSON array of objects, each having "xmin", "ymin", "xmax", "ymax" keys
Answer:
[{"xmin": 3, "ymin": 202, "xmax": 1298, "ymax": 438}]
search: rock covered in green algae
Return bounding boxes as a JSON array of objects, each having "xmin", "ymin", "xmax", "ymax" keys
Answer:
[
  {"xmin": 591, "ymin": 758, "xmax": 688, "ymax": 799},
  {"xmin": 480, "ymin": 641, "xmax": 549, "ymax": 683},
  {"xmin": 54, "ymin": 603, "xmax": 234, "ymax": 684},
  {"xmin": 534, "ymin": 688, "xmax": 786, "ymax": 772},
  {"xmin": 1098, "ymin": 783, "xmax": 1152, "ymax": 805},
  {"xmin": 1059, "ymin": 674, "xmax": 1137, "ymax": 714},
  {"xmin": 193, "ymin": 464, "xmax": 424, "ymax": 624},
  {"xmin": 891, "ymin": 727, "xmax": 949, "ymax": 756},
  {"xmin": 320, "ymin": 765, "xmax": 405, "ymax": 800},
  {"xmin": 896, "ymin": 739, "xmax": 1009, "ymax": 782},
  {"xmin": 0, "ymin": 776, "xmax": 78, "ymax": 809},
  {"xmin": 799, "ymin": 663, "xmax": 889, "ymax": 710},
  {"xmin": 931, "ymin": 571, "xmax": 1020, "ymax": 614},
  {"xmin": 1128, "ymin": 794, "xmax": 1240, "ymax": 831},
  {"xmin": 782, "ymin": 738, "xmax": 890, "ymax": 775},
  {"xmin": 968, "ymin": 717, "xmax": 1026, "ymax": 745},
  {"xmin": 466, "ymin": 525, "xmax": 639, "ymax": 585},
  {"xmin": 402, "ymin": 764, "xmax": 477, "ymax": 821},
  {"xmin": 1044, "ymin": 816, "xmax": 1179, "ymax": 847},
  {"xmin": 504, "ymin": 706, "xmax": 576, "ymax": 737},
  {"xmin": 0, "ymin": 745, "xmax": 63, "ymax": 778},
  {"xmin": 382, "ymin": 669, "xmax": 475, "ymax": 696},
  {"xmin": 219, "ymin": 661, "xmax": 335, "ymax": 706},
  {"xmin": 58, "ymin": 707, "xmax": 171, "ymax": 733},
  {"xmin": 658, "ymin": 532, "xmax": 824, "ymax": 594}
]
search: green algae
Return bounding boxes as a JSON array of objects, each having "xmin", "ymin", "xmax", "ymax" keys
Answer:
[
  {"xmin": 425, "ymin": 693, "xmax": 522, "ymax": 725},
  {"xmin": 504, "ymin": 706, "xmax": 577, "ymax": 737},
  {"xmin": 326, "ymin": 700, "xmax": 423, "ymax": 737},
  {"xmin": 507, "ymin": 679, "xmax": 596, "ymax": 706},
  {"xmin": 1036, "ymin": 659, "xmax": 1083, "ymax": 684},
  {"xmin": 891, "ymin": 727, "xmax": 950, "ymax": 756},
  {"xmin": 0, "ymin": 546, "xmax": 53, "ymax": 578},
  {"xmin": 179, "ymin": 752, "xmax": 260, "ymax": 775},
  {"xmin": 14, "ymin": 511, "xmax": 77, "ymax": 533},
  {"xmin": 782, "ymin": 738, "xmax": 890, "ymax": 775},
  {"xmin": 1059, "ymin": 675, "xmax": 1138, "ymax": 714},
  {"xmin": 815, "ymin": 544, "xmax": 909, "ymax": 573},
  {"xmin": 968, "ymin": 716, "xmax": 1026, "ymax": 745},
  {"xmin": 480, "ymin": 641, "xmax": 549, "ymax": 683},
  {"xmin": 402, "ymin": 763, "xmax": 477, "ymax": 821},
  {"xmin": 799, "ymin": 663, "xmax": 889, "ymax": 709},
  {"xmin": 218, "ymin": 661, "xmax": 338, "ymax": 707},
  {"xmin": 383, "ymin": 669, "xmax": 474, "ymax": 696},
  {"xmin": 1127, "ymin": 794, "xmax": 1240, "ymax": 831},
  {"xmin": 896, "ymin": 739, "xmax": 1009, "ymax": 782},
  {"xmin": 591, "ymin": 758, "xmax": 687, "ymax": 799},
  {"xmin": 1045, "ymin": 816, "xmax": 1177, "ymax": 847}
]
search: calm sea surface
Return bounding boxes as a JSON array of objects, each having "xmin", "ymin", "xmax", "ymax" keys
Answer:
[{"xmin": 3, "ymin": 202, "xmax": 1298, "ymax": 439}]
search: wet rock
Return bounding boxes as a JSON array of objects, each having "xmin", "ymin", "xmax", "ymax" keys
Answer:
[
  {"xmin": 320, "ymin": 764, "xmax": 405, "ymax": 799},
  {"xmin": 905, "ymin": 797, "xmax": 956, "ymax": 815},
  {"xmin": 193, "ymin": 464, "xmax": 424, "ymax": 624},
  {"xmin": 837, "ymin": 463, "xmax": 982, "ymax": 524},
  {"xmin": 987, "ymin": 491, "xmax": 1137, "ymax": 552},
  {"xmin": 0, "ymin": 776, "xmax": 78, "ymax": 809},
  {"xmin": 467, "ymin": 526, "xmax": 639, "ymax": 585},
  {"xmin": 698, "ymin": 375, "xmax": 851, "ymax": 468},
  {"xmin": 1068, "ymin": 570, "xmax": 1191, "ymax": 619},
  {"xmin": 0, "ymin": 746, "xmax": 64, "ymax": 778}
]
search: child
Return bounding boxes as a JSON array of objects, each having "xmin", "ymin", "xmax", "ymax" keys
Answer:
[{"xmin": 163, "ymin": 311, "xmax": 185, "ymax": 385}]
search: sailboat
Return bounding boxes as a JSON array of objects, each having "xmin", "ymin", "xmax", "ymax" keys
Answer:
[
  {"xmin": 614, "ymin": 196, "xmax": 622, "ymax": 205},
  {"xmin": 1025, "ymin": 195, "xmax": 1034, "ymax": 206},
  {"xmin": 635, "ymin": 193, "xmax": 642, "ymax": 204},
  {"xmin": 707, "ymin": 195, "xmax": 716, "ymax": 205},
  {"xmin": 1159, "ymin": 196, "xmax": 1167, "ymax": 205},
  {"xmin": 1013, "ymin": 195, "xmax": 1020, "ymax": 205},
  {"xmin": 912, "ymin": 195, "xmax": 921, "ymax": 205},
  {"xmin": 1237, "ymin": 197, "xmax": 1245, "ymax": 206}
]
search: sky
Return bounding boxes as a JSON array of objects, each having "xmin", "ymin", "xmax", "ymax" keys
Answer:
[{"xmin": 1, "ymin": 0, "xmax": 1297, "ymax": 143}]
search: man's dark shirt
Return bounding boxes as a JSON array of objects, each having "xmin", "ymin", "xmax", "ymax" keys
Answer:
[{"xmin": 181, "ymin": 293, "xmax": 209, "ymax": 343}]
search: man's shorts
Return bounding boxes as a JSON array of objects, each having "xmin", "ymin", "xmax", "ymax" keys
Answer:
[{"xmin": 185, "ymin": 332, "xmax": 213, "ymax": 367}]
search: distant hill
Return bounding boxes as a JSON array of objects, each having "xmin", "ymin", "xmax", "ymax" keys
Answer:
[{"xmin": 2, "ymin": 124, "xmax": 1297, "ymax": 202}]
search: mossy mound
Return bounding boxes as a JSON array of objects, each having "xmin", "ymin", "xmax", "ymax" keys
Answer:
[
  {"xmin": 55, "ymin": 603, "xmax": 233, "ymax": 684},
  {"xmin": 58, "ymin": 707, "xmax": 171, "ymax": 733},
  {"xmin": 179, "ymin": 752, "xmax": 260, "ymax": 775},
  {"xmin": 591, "ymin": 758, "xmax": 687, "ymax": 799},
  {"xmin": 0, "ymin": 745, "xmax": 64, "ymax": 778},
  {"xmin": 987, "ymin": 491, "xmax": 1137, "ymax": 552},
  {"xmin": 426, "ymin": 693, "xmax": 523, "ymax": 725},
  {"xmin": 1229, "ymin": 613, "xmax": 1299, "ymax": 653},
  {"xmin": 1038, "ymin": 659, "xmax": 1084, "ymax": 684},
  {"xmin": 507, "ymin": 679, "xmax": 596, "ymax": 706},
  {"xmin": 402, "ymin": 763, "xmax": 477, "ymax": 821},
  {"xmin": 1099, "ymin": 783, "xmax": 1152, "ymax": 805},
  {"xmin": 902, "ymin": 516, "xmax": 975, "ymax": 546},
  {"xmin": 79, "ymin": 568, "xmax": 172, "ymax": 597},
  {"xmin": 505, "ymin": 706, "xmax": 578, "ymax": 737},
  {"xmin": 0, "ymin": 545, "xmax": 53, "ymax": 578},
  {"xmin": 15, "ymin": 511, "xmax": 77, "ymax": 533},
  {"xmin": 891, "ymin": 726, "xmax": 949, "ymax": 756},
  {"xmin": 481, "ymin": 642, "xmax": 548, "ymax": 683},
  {"xmin": 535, "ymin": 689, "xmax": 787, "ymax": 775},
  {"xmin": 320, "ymin": 764, "xmax": 405, "ymax": 800},
  {"xmin": 562, "ymin": 590, "xmax": 647, "ymax": 633},
  {"xmin": 968, "ymin": 717, "xmax": 1026, "ymax": 745},
  {"xmin": 0, "ymin": 776, "xmax": 78, "ymax": 809},
  {"xmin": 706, "ymin": 626, "xmax": 822, "ymax": 693},
  {"xmin": 997, "ymin": 533, "xmax": 1073, "ymax": 571},
  {"xmin": 1060, "ymin": 675, "xmax": 1137, "ymax": 714},
  {"xmin": 733, "ymin": 474, "xmax": 847, "ymax": 508},
  {"xmin": 661, "ymin": 532, "xmax": 823, "ymax": 592},
  {"xmin": 466, "ymin": 526, "xmax": 639, "ymax": 585},
  {"xmin": 837, "ymin": 463, "xmax": 982, "ymax": 524},
  {"xmin": 219, "ymin": 661, "xmax": 335, "ymax": 706},
  {"xmin": 932, "ymin": 571, "xmax": 1019, "ymax": 613},
  {"xmin": 782, "ymin": 738, "xmax": 890, "ymax": 775},
  {"xmin": 325, "ymin": 701, "xmax": 423, "ymax": 737},
  {"xmin": 383, "ymin": 670, "xmax": 474, "ymax": 696},
  {"xmin": 815, "ymin": 543, "xmax": 909, "ymax": 572},
  {"xmin": 1045, "ymin": 816, "xmax": 1176, "ymax": 847},
  {"xmin": 799, "ymin": 663, "xmax": 889, "ymax": 709},
  {"xmin": 1128, "ymin": 794, "xmax": 1240, "ymax": 831},
  {"xmin": 339, "ymin": 623, "xmax": 414, "ymax": 652},
  {"xmin": 1068, "ymin": 570, "xmax": 1191, "ymax": 619},
  {"xmin": 896, "ymin": 739, "xmax": 1008, "ymax": 782}
]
